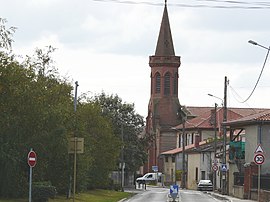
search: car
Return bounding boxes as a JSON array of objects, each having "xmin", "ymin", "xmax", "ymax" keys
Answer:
[
  {"xmin": 136, "ymin": 173, "xmax": 157, "ymax": 185},
  {"xmin": 197, "ymin": 180, "xmax": 213, "ymax": 191}
]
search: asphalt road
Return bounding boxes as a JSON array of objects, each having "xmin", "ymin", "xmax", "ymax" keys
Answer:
[
  {"xmin": 180, "ymin": 189, "xmax": 226, "ymax": 202},
  {"xmin": 124, "ymin": 186, "xmax": 224, "ymax": 202}
]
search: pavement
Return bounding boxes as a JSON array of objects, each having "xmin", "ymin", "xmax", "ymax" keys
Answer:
[{"xmin": 208, "ymin": 191, "xmax": 255, "ymax": 202}]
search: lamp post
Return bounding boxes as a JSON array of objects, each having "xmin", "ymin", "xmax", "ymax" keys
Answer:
[{"xmin": 248, "ymin": 40, "xmax": 269, "ymax": 202}]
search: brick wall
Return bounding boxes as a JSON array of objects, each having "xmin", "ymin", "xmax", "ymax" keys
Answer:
[{"xmin": 243, "ymin": 162, "xmax": 258, "ymax": 199}]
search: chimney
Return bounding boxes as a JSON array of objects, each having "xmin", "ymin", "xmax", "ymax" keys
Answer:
[{"xmin": 194, "ymin": 134, "xmax": 200, "ymax": 148}]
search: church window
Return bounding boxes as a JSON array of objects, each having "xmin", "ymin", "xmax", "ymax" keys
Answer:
[
  {"xmin": 155, "ymin": 73, "xmax": 161, "ymax": 93},
  {"xmin": 173, "ymin": 72, "xmax": 178, "ymax": 95},
  {"xmin": 164, "ymin": 72, "xmax": 170, "ymax": 95}
]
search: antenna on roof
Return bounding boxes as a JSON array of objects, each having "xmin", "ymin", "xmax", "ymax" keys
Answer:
[{"xmin": 165, "ymin": 0, "xmax": 167, "ymax": 6}]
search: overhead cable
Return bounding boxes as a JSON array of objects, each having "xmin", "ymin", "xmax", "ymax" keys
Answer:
[{"xmin": 92, "ymin": 0, "xmax": 270, "ymax": 9}]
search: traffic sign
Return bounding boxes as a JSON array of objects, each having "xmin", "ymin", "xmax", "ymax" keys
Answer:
[
  {"xmin": 254, "ymin": 144, "xmax": 264, "ymax": 154},
  {"xmin": 170, "ymin": 185, "xmax": 179, "ymax": 200},
  {"xmin": 28, "ymin": 150, "xmax": 37, "ymax": 167},
  {"xmin": 254, "ymin": 153, "xmax": 265, "ymax": 165},
  {"xmin": 212, "ymin": 164, "xmax": 218, "ymax": 172},
  {"xmin": 152, "ymin": 165, "xmax": 158, "ymax": 172},
  {"xmin": 221, "ymin": 164, "xmax": 227, "ymax": 172}
]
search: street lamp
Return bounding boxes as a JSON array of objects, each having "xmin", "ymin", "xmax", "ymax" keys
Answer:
[
  {"xmin": 248, "ymin": 40, "xmax": 270, "ymax": 51},
  {"xmin": 208, "ymin": 94, "xmax": 223, "ymax": 106}
]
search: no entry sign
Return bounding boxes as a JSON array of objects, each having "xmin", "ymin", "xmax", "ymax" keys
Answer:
[{"xmin": 28, "ymin": 150, "xmax": 37, "ymax": 167}]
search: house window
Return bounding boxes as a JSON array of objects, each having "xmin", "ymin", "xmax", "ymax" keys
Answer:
[
  {"xmin": 165, "ymin": 156, "xmax": 168, "ymax": 162},
  {"xmin": 173, "ymin": 72, "xmax": 177, "ymax": 95},
  {"xmin": 202, "ymin": 153, "xmax": 205, "ymax": 162},
  {"xmin": 196, "ymin": 167, "xmax": 198, "ymax": 181},
  {"xmin": 164, "ymin": 72, "xmax": 170, "ymax": 95},
  {"xmin": 172, "ymin": 156, "xmax": 175, "ymax": 163},
  {"xmin": 201, "ymin": 171, "xmax": 206, "ymax": 180},
  {"xmin": 155, "ymin": 72, "xmax": 161, "ymax": 93}
]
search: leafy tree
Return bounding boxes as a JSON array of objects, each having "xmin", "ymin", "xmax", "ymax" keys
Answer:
[
  {"xmin": 0, "ymin": 18, "xmax": 16, "ymax": 51},
  {"xmin": 94, "ymin": 92, "xmax": 147, "ymax": 172},
  {"xmin": 0, "ymin": 42, "xmax": 73, "ymax": 197},
  {"xmin": 75, "ymin": 103, "xmax": 120, "ymax": 190}
]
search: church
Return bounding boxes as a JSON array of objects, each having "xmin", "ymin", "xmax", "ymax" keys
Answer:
[{"xmin": 144, "ymin": 1, "xmax": 184, "ymax": 174}]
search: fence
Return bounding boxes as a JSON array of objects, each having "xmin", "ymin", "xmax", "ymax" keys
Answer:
[{"xmin": 252, "ymin": 175, "xmax": 270, "ymax": 191}]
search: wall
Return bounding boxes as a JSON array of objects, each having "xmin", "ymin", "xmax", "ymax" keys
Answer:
[
  {"xmin": 261, "ymin": 125, "xmax": 270, "ymax": 174},
  {"xmin": 230, "ymin": 163, "xmax": 241, "ymax": 196},
  {"xmin": 245, "ymin": 125, "xmax": 258, "ymax": 164},
  {"xmin": 232, "ymin": 185, "xmax": 244, "ymax": 199},
  {"xmin": 187, "ymin": 153, "xmax": 200, "ymax": 190},
  {"xmin": 163, "ymin": 156, "xmax": 175, "ymax": 184}
]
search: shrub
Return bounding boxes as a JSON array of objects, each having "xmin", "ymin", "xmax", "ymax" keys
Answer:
[{"xmin": 32, "ymin": 182, "xmax": 57, "ymax": 202}]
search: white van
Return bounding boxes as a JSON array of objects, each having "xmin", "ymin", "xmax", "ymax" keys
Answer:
[{"xmin": 136, "ymin": 173, "xmax": 159, "ymax": 184}]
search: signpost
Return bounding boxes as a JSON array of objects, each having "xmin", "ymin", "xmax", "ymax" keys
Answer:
[
  {"xmin": 28, "ymin": 149, "xmax": 37, "ymax": 202},
  {"xmin": 170, "ymin": 184, "xmax": 179, "ymax": 202},
  {"xmin": 254, "ymin": 144, "xmax": 265, "ymax": 202}
]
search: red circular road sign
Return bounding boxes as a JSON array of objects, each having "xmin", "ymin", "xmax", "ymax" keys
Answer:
[
  {"xmin": 212, "ymin": 164, "xmax": 218, "ymax": 172},
  {"xmin": 254, "ymin": 153, "xmax": 265, "ymax": 165},
  {"xmin": 28, "ymin": 150, "xmax": 37, "ymax": 167}
]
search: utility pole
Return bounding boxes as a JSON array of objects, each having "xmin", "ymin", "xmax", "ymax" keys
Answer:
[
  {"xmin": 73, "ymin": 81, "xmax": 79, "ymax": 202},
  {"xmin": 222, "ymin": 76, "xmax": 228, "ymax": 195},
  {"xmin": 213, "ymin": 103, "xmax": 217, "ymax": 191},
  {"xmin": 120, "ymin": 124, "xmax": 125, "ymax": 191},
  {"xmin": 182, "ymin": 120, "xmax": 186, "ymax": 189}
]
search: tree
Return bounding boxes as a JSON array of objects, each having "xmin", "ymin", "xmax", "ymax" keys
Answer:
[
  {"xmin": 0, "ymin": 43, "xmax": 73, "ymax": 197},
  {"xmin": 75, "ymin": 103, "xmax": 120, "ymax": 190},
  {"xmin": 0, "ymin": 18, "xmax": 16, "ymax": 51},
  {"xmin": 94, "ymin": 92, "xmax": 147, "ymax": 172}
]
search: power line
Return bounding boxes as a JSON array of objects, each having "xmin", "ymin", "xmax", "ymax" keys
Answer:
[
  {"xmin": 92, "ymin": 0, "xmax": 270, "ymax": 9},
  {"xmin": 240, "ymin": 48, "xmax": 270, "ymax": 103}
]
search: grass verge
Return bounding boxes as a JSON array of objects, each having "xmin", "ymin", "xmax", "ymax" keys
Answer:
[{"xmin": 0, "ymin": 189, "xmax": 132, "ymax": 202}]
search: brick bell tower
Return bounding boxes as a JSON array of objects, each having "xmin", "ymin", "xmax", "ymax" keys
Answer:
[{"xmin": 145, "ymin": 1, "xmax": 181, "ymax": 173}]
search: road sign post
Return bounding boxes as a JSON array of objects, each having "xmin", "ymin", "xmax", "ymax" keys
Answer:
[
  {"xmin": 28, "ymin": 149, "xmax": 37, "ymax": 202},
  {"xmin": 254, "ymin": 144, "xmax": 265, "ymax": 202},
  {"xmin": 170, "ymin": 185, "xmax": 179, "ymax": 202}
]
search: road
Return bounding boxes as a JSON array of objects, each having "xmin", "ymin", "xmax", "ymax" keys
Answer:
[{"xmin": 125, "ymin": 186, "xmax": 225, "ymax": 202}]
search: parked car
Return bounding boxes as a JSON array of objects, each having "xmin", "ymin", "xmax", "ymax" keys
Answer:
[{"xmin": 197, "ymin": 180, "xmax": 213, "ymax": 191}]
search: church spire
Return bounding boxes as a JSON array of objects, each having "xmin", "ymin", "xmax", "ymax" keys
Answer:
[{"xmin": 154, "ymin": 1, "xmax": 175, "ymax": 56}]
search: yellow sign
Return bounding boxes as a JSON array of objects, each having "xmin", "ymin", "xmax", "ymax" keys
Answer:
[{"xmin": 68, "ymin": 137, "xmax": 84, "ymax": 154}]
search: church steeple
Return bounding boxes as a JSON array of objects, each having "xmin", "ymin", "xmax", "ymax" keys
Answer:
[
  {"xmin": 145, "ymin": 0, "xmax": 182, "ymax": 175},
  {"xmin": 155, "ymin": 1, "xmax": 175, "ymax": 56}
]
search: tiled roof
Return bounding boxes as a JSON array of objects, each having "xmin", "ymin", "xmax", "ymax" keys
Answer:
[
  {"xmin": 225, "ymin": 109, "xmax": 270, "ymax": 126},
  {"xmin": 174, "ymin": 106, "xmax": 268, "ymax": 130},
  {"xmin": 161, "ymin": 140, "xmax": 207, "ymax": 155}
]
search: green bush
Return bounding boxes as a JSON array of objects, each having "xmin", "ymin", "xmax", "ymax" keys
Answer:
[{"xmin": 32, "ymin": 182, "xmax": 57, "ymax": 202}]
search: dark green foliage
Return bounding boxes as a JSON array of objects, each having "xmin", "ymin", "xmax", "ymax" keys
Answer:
[
  {"xmin": 0, "ymin": 18, "xmax": 145, "ymax": 198},
  {"xmin": 32, "ymin": 182, "xmax": 57, "ymax": 202},
  {"xmin": 94, "ymin": 93, "xmax": 148, "ymax": 172}
]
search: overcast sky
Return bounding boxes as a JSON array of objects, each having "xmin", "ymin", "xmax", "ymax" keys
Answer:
[{"xmin": 1, "ymin": 0, "xmax": 270, "ymax": 118}]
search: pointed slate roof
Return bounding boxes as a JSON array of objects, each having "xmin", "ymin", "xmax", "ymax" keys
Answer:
[{"xmin": 154, "ymin": 2, "xmax": 175, "ymax": 56}]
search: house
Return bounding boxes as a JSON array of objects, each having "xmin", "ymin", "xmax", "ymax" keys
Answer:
[
  {"xmin": 225, "ymin": 110, "xmax": 270, "ymax": 201},
  {"xmin": 160, "ymin": 106, "xmax": 268, "ymax": 191}
]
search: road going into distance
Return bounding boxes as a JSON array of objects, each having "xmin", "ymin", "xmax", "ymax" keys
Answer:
[{"xmin": 124, "ymin": 186, "xmax": 226, "ymax": 202}]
